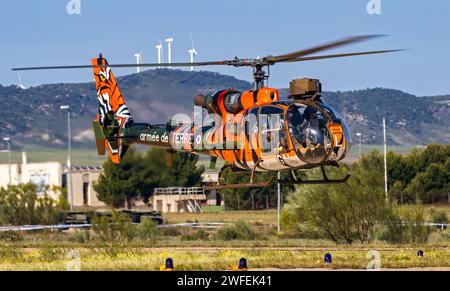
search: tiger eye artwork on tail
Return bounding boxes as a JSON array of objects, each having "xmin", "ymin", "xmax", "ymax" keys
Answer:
[{"xmin": 12, "ymin": 35, "xmax": 403, "ymax": 189}]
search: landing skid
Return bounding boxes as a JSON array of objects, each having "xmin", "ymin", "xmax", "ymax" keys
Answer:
[
  {"xmin": 204, "ymin": 160, "xmax": 276, "ymax": 190},
  {"xmin": 203, "ymin": 163, "xmax": 350, "ymax": 190},
  {"xmin": 278, "ymin": 167, "xmax": 350, "ymax": 185},
  {"xmin": 203, "ymin": 179, "xmax": 274, "ymax": 191}
]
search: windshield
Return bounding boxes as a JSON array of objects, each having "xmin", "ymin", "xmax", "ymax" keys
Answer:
[{"xmin": 287, "ymin": 104, "xmax": 331, "ymax": 163}]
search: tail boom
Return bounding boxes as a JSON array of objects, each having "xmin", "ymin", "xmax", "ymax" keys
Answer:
[{"xmin": 91, "ymin": 55, "xmax": 133, "ymax": 164}]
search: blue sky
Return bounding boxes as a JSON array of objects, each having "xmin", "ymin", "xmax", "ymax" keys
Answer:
[{"xmin": 1, "ymin": 0, "xmax": 449, "ymax": 96}]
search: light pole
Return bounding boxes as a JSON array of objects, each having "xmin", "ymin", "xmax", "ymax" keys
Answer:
[
  {"xmin": 277, "ymin": 171, "xmax": 281, "ymax": 233},
  {"xmin": 3, "ymin": 137, "xmax": 11, "ymax": 185},
  {"xmin": 356, "ymin": 132, "xmax": 362, "ymax": 159},
  {"xmin": 383, "ymin": 118, "xmax": 388, "ymax": 203},
  {"xmin": 60, "ymin": 105, "xmax": 73, "ymax": 210}
]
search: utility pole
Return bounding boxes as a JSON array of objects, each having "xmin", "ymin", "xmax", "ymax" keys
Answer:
[
  {"xmin": 383, "ymin": 118, "xmax": 388, "ymax": 203},
  {"xmin": 61, "ymin": 105, "xmax": 73, "ymax": 210}
]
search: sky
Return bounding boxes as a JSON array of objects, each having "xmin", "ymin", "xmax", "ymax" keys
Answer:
[{"xmin": 0, "ymin": 0, "xmax": 449, "ymax": 96}]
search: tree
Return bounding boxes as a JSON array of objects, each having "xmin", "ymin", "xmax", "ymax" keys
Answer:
[
  {"xmin": 219, "ymin": 169, "xmax": 296, "ymax": 211},
  {"xmin": 405, "ymin": 162, "xmax": 449, "ymax": 204},
  {"xmin": 94, "ymin": 148, "xmax": 205, "ymax": 208},
  {"xmin": 282, "ymin": 152, "xmax": 388, "ymax": 244},
  {"xmin": 94, "ymin": 147, "xmax": 147, "ymax": 208},
  {"xmin": 387, "ymin": 144, "xmax": 450, "ymax": 204},
  {"xmin": 164, "ymin": 151, "xmax": 204, "ymax": 187}
]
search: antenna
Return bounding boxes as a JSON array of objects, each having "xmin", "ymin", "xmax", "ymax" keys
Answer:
[
  {"xmin": 165, "ymin": 36, "xmax": 174, "ymax": 68},
  {"xmin": 155, "ymin": 41, "xmax": 163, "ymax": 69},
  {"xmin": 134, "ymin": 50, "xmax": 142, "ymax": 73},
  {"xmin": 18, "ymin": 72, "xmax": 26, "ymax": 89},
  {"xmin": 188, "ymin": 34, "xmax": 198, "ymax": 71}
]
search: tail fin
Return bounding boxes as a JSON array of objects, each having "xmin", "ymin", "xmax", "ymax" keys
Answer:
[{"xmin": 92, "ymin": 54, "xmax": 133, "ymax": 164}]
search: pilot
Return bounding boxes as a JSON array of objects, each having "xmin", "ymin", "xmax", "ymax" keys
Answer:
[
  {"xmin": 302, "ymin": 109, "xmax": 322, "ymax": 148},
  {"xmin": 277, "ymin": 118, "xmax": 288, "ymax": 153},
  {"xmin": 287, "ymin": 108, "xmax": 303, "ymax": 145}
]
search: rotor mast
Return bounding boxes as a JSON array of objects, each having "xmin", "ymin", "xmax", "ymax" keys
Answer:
[{"xmin": 253, "ymin": 63, "xmax": 269, "ymax": 90}]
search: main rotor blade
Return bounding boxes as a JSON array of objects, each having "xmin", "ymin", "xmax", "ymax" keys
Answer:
[
  {"xmin": 286, "ymin": 49, "xmax": 404, "ymax": 63},
  {"xmin": 11, "ymin": 34, "xmax": 394, "ymax": 71},
  {"xmin": 12, "ymin": 60, "xmax": 229, "ymax": 71},
  {"xmin": 264, "ymin": 35, "xmax": 385, "ymax": 64}
]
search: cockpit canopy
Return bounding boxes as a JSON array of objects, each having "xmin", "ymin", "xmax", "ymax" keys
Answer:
[
  {"xmin": 287, "ymin": 104, "xmax": 331, "ymax": 163},
  {"xmin": 243, "ymin": 102, "xmax": 350, "ymax": 165}
]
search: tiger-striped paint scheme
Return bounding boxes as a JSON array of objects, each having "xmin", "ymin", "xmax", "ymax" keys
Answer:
[
  {"xmin": 92, "ymin": 56, "xmax": 350, "ymax": 173},
  {"xmin": 92, "ymin": 56, "xmax": 133, "ymax": 164}
]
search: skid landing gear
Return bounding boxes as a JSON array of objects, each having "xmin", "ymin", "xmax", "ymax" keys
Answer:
[
  {"xmin": 203, "ymin": 160, "xmax": 275, "ymax": 190},
  {"xmin": 203, "ymin": 163, "xmax": 350, "ymax": 190},
  {"xmin": 278, "ymin": 166, "xmax": 350, "ymax": 185}
]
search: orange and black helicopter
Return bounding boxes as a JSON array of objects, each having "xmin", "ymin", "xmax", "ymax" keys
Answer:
[{"xmin": 13, "ymin": 35, "xmax": 401, "ymax": 189}]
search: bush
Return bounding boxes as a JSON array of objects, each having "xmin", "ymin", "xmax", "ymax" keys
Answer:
[
  {"xmin": 92, "ymin": 212, "xmax": 160, "ymax": 246},
  {"xmin": 159, "ymin": 227, "xmax": 181, "ymax": 237},
  {"xmin": 430, "ymin": 208, "xmax": 448, "ymax": 225},
  {"xmin": 71, "ymin": 229, "xmax": 91, "ymax": 244},
  {"xmin": 283, "ymin": 154, "xmax": 388, "ymax": 244},
  {"xmin": 181, "ymin": 229, "xmax": 210, "ymax": 241},
  {"xmin": 135, "ymin": 217, "xmax": 158, "ymax": 244},
  {"xmin": 0, "ymin": 184, "xmax": 66, "ymax": 225},
  {"xmin": 401, "ymin": 206, "xmax": 431, "ymax": 244},
  {"xmin": 0, "ymin": 231, "xmax": 23, "ymax": 243},
  {"xmin": 441, "ymin": 230, "xmax": 450, "ymax": 241},
  {"xmin": 382, "ymin": 206, "xmax": 431, "ymax": 244},
  {"xmin": 379, "ymin": 205, "xmax": 404, "ymax": 243},
  {"xmin": 216, "ymin": 220, "xmax": 257, "ymax": 241},
  {"xmin": 92, "ymin": 211, "xmax": 136, "ymax": 243}
]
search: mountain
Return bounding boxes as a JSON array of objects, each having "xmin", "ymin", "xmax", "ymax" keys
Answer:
[
  {"xmin": 0, "ymin": 69, "xmax": 250, "ymax": 149},
  {"xmin": 321, "ymin": 88, "xmax": 450, "ymax": 145},
  {"xmin": 0, "ymin": 69, "xmax": 449, "ymax": 149}
]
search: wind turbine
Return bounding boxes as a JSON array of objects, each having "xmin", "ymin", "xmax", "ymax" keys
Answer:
[
  {"xmin": 188, "ymin": 34, "xmax": 198, "ymax": 71},
  {"xmin": 134, "ymin": 50, "xmax": 142, "ymax": 73},
  {"xmin": 18, "ymin": 72, "xmax": 26, "ymax": 89},
  {"xmin": 165, "ymin": 36, "xmax": 174, "ymax": 68},
  {"xmin": 155, "ymin": 41, "xmax": 163, "ymax": 68}
]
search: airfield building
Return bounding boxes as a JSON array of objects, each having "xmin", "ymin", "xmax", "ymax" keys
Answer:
[
  {"xmin": 0, "ymin": 157, "xmax": 103, "ymax": 207},
  {"xmin": 0, "ymin": 155, "xmax": 221, "ymax": 213}
]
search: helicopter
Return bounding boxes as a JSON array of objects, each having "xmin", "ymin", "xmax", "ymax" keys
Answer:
[{"xmin": 12, "ymin": 35, "xmax": 401, "ymax": 189}]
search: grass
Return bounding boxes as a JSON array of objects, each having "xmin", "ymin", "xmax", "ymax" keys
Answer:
[
  {"xmin": 0, "ymin": 247, "xmax": 448, "ymax": 271},
  {"xmin": 163, "ymin": 210, "xmax": 277, "ymax": 226},
  {"xmin": 0, "ymin": 207, "xmax": 449, "ymax": 270},
  {"xmin": 165, "ymin": 205, "xmax": 450, "ymax": 226},
  {"xmin": 200, "ymin": 205, "xmax": 223, "ymax": 213}
]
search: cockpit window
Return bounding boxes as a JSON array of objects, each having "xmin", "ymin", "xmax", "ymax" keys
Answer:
[
  {"xmin": 287, "ymin": 104, "xmax": 331, "ymax": 163},
  {"xmin": 320, "ymin": 104, "xmax": 342, "ymax": 120},
  {"xmin": 260, "ymin": 106, "xmax": 288, "ymax": 153}
]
